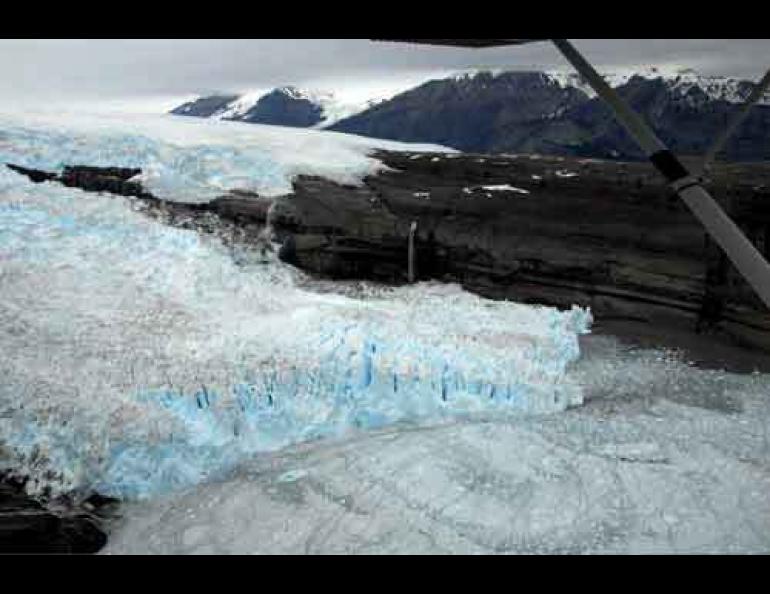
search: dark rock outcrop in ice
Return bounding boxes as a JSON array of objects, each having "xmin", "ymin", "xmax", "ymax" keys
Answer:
[
  {"xmin": 0, "ymin": 473, "xmax": 115, "ymax": 554},
  {"xmin": 6, "ymin": 163, "xmax": 58, "ymax": 183}
]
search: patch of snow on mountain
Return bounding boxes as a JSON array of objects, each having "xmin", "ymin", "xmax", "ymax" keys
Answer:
[
  {"xmin": 198, "ymin": 86, "xmax": 390, "ymax": 128},
  {"xmin": 271, "ymin": 86, "xmax": 389, "ymax": 128},
  {"xmin": 481, "ymin": 184, "xmax": 530, "ymax": 194},
  {"xmin": 545, "ymin": 66, "xmax": 770, "ymax": 105},
  {"xmin": 212, "ymin": 89, "xmax": 269, "ymax": 121}
]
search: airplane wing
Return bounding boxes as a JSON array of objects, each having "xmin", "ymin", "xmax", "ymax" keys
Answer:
[{"xmin": 372, "ymin": 39, "xmax": 543, "ymax": 48}]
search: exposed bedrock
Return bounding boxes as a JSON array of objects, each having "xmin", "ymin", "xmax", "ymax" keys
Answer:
[
  {"xmin": 273, "ymin": 152, "xmax": 770, "ymax": 359},
  {"xmin": 0, "ymin": 472, "xmax": 116, "ymax": 554},
  {"xmin": 7, "ymin": 154, "xmax": 770, "ymax": 362}
]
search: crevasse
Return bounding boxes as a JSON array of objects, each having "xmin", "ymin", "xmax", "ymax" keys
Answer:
[{"xmin": 0, "ymin": 114, "xmax": 591, "ymax": 500}]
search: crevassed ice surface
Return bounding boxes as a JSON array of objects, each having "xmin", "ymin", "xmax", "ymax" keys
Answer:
[
  {"xmin": 106, "ymin": 349, "xmax": 770, "ymax": 555},
  {"xmin": 0, "ymin": 111, "xmax": 451, "ymax": 202},
  {"xmin": 0, "ymin": 122, "xmax": 590, "ymax": 501},
  {"xmin": 105, "ymin": 333, "xmax": 770, "ymax": 555}
]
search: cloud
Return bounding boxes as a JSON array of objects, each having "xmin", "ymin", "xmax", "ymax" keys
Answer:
[{"xmin": 1, "ymin": 39, "xmax": 768, "ymax": 108}]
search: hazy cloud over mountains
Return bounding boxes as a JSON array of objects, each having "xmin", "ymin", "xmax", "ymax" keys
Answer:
[{"xmin": 1, "ymin": 39, "xmax": 769, "ymax": 108}]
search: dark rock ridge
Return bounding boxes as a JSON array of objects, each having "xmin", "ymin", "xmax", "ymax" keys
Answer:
[
  {"xmin": 231, "ymin": 87, "xmax": 325, "ymax": 128},
  {"xmin": 330, "ymin": 72, "xmax": 770, "ymax": 161},
  {"xmin": 167, "ymin": 71, "xmax": 769, "ymax": 162},
  {"xmin": 170, "ymin": 71, "xmax": 770, "ymax": 161},
  {"xmin": 330, "ymin": 72, "xmax": 588, "ymax": 152},
  {"xmin": 539, "ymin": 76, "xmax": 770, "ymax": 162},
  {"xmin": 274, "ymin": 154, "xmax": 770, "ymax": 357},
  {"xmin": 7, "ymin": 158, "xmax": 770, "ymax": 362},
  {"xmin": 170, "ymin": 94, "xmax": 240, "ymax": 118},
  {"xmin": 0, "ymin": 472, "xmax": 116, "ymax": 554},
  {"xmin": 170, "ymin": 87, "xmax": 335, "ymax": 128},
  {"xmin": 6, "ymin": 163, "xmax": 57, "ymax": 183}
]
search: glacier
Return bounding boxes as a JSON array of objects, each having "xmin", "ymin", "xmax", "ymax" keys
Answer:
[
  {"xmin": 0, "ymin": 110, "xmax": 452, "ymax": 202},
  {"xmin": 0, "ymin": 115, "xmax": 591, "ymax": 501},
  {"xmin": 3, "ymin": 110, "xmax": 769, "ymax": 555},
  {"xmin": 105, "ymin": 353, "xmax": 770, "ymax": 554}
]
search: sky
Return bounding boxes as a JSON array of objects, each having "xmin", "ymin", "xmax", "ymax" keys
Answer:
[{"xmin": 1, "ymin": 39, "xmax": 769, "ymax": 111}]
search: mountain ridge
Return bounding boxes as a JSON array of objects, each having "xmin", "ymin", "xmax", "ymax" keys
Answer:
[
  {"xmin": 170, "ymin": 69, "xmax": 770, "ymax": 161},
  {"xmin": 171, "ymin": 85, "xmax": 384, "ymax": 129}
]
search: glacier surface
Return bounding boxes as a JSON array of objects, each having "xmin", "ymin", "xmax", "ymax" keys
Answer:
[
  {"xmin": 0, "ymin": 118, "xmax": 590, "ymax": 500},
  {"xmin": 0, "ymin": 110, "xmax": 451, "ymax": 202},
  {"xmin": 105, "ymin": 346, "xmax": 770, "ymax": 554},
  {"xmin": 2, "ymin": 111, "xmax": 768, "ymax": 554}
]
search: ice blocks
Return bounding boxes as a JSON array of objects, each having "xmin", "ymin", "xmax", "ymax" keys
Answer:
[
  {"xmin": 0, "ymin": 115, "xmax": 591, "ymax": 500},
  {"xmin": 0, "ymin": 111, "xmax": 448, "ymax": 201}
]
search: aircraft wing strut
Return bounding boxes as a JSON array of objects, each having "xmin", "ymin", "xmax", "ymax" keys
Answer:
[{"xmin": 373, "ymin": 38, "xmax": 770, "ymax": 311}]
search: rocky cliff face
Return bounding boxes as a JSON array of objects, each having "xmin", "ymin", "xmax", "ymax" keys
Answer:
[
  {"xmin": 9, "ymin": 154, "xmax": 770, "ymax": 358},
  {"xmin": 271, "ymin": 153, "xmax": 770, "ymax": 354}
]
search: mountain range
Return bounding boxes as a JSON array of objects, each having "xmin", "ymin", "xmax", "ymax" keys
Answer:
[
  {"xmin": 171, "ymin": 86, "xmax": 382, "ymax": 129},
  {"xmin": 170, "ymin": 69, "xmax": 770, "ymax": 161}
]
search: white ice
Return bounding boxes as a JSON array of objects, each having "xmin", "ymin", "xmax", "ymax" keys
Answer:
[
  {"xmin": 0, "ymin": 119, "xmax": 589, "ymax": 501},
  {"xmin": 104, "ymin": 339, "xmax": 770, "ymax": 555},
  {"xmin": 0, "ymin": 110, "xmax": 452, "ymax": 203},
  {"xmin": 3, "ymin": 111, "xmax": 767, "ymax": 555},
  {"xmin": 206, "ymin": 87, "xmax": 380, "ymax": 129},
  {"xmin": 481, "ymin": 185, "xmax": 531, "ymax": 195}
]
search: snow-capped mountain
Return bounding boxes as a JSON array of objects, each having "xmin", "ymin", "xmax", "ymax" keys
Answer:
[
  {"xmin": 430, "ymin": 67, "xmax": 770, "ymax": 108},
  {"xmin": 171, "ymin": 86, "xmax": 386, "ymax": 129},
  {"xmin": 327, "ymin": 71, "xmax": 590, "ymax": 152},
  {"xmin": 170, "ymin": 69, "xmax": 770, "ymax": 161},
  {"xmin": 539, "ymin": 69, "xmax": 770, "ymax": 161},
  {"xmin": 545, "ymin": 66, "xmax": 769, "ymax": 105},
  {"xmin": 328, "ymin": 68, "xmax": 770, "ymax": 160}
]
